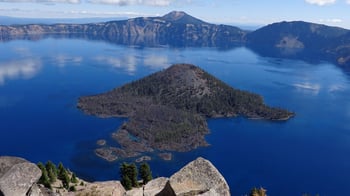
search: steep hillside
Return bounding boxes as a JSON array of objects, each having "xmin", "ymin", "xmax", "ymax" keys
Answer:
[
  {"xmin": 78, "ymin": 64, "xmax": 294, "ymax": 161},
  {"xmin": 246, "ymin": 21, "xmax": 350, "ymax": 65}
]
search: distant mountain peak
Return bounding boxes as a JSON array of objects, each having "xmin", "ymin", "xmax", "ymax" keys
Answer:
[
  {"xmin": 162, "ymin": 11, "xmax": 186, "ymax": 20},
  {"xmin": 161, "ymin": 11, "xmax": 207, "ymax": 24}
]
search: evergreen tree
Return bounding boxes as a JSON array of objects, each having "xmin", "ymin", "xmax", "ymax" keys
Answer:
[
  {"xmin": 61, "ymin": 171, "xmax": 71, "ymax": 190},
  {"xmin": 120, "ymin": 162, "xmax": 139, "ymax": 189},
  {"xmin": 45, "ymin": 161, "xmax": 57, "ymax": 183},
  {"xmin": 139, "ymin": 162, "xmax": 152, "ymax": 184},
  {"xmin": 120, "ymin": 163, "xmax": 131, "ymax": 190},
  {"xmin": 57, "ymin": 162, "xmax": 66, "ymax": 180},
  {"xmin": 57, "ymin": 162, "xmax": 64, "ymax": 179},
  {"xmin": 37, "ymin": 162, "xmax": 51, "ymax": 189},
  {"xmin": 121, "ymin": 174, "xmax": 132, "ymax": 190},
  {"xmin": 130, "ymin": 163, "xmax": 139, "ymax": 187},
  {"xmin": 57, "ymin": 162, "xmax": 71, "ymax": 190},
  {"xmin": 71, "ymin": 173, "xmax": 78, "ymax": 183}
]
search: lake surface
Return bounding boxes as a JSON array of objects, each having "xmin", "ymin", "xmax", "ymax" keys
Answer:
[{"xmin": 1, "ymin": 38, "xmax": 350, "ymax": 196}]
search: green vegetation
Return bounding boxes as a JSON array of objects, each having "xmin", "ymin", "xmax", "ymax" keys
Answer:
[
  {"xmin": 37, "ymin": 162, "xmax": 51, "ymax": 189},
  {"xmin": 120, "ymin": 162, "xmax": 139, "ymax": 190},
  {"xmin": 124, "ymin": 104, "xmax": 208, "ymax": 151},
  {"xmin": 45, "ymin": 161, "xmax": 57, "ymax": 184},
  {"xmin": 120, "ymin": 162, "xmax": 153, "ymax": 190},
  {"xmin": 139, "ymin": 162, "xmax": 152, "ymax": 184},
  {"xmin": 117, "ymin": 64, "xmax": 293, "ymax": 120},
  {"xmin": 71, "ymin": 173, "xmax": 78, "ymax": 183},
  {"xmin": 78, "ymin": 64, "xmax": 294, "ymax": 156},
  {"xmin": 37, "ymin": 161, "xmax": 79, "ymax": 191},
  {"xmin": 58, "ymin": 162, "xmax": 71, "ymax": 189},
  {"xmin": 249, "ymin": 187, "xmax": 267, "ymax": 196}
]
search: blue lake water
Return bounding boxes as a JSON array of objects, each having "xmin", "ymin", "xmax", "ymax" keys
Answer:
[{"xmin": 1, "ymin": 38, "xmax": 350, "ymax": 195}]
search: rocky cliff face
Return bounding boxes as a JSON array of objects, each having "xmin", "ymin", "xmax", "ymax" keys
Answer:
[
  {"xmin": 2, "ymin": 12, "xmax": 349, "ymax": 66},
  {"xmin": 0, "ymin": 11, "xmax": 246, "ymax": 47},
  {"xmin": 0, "ymin": 156, "xmax": 42, "ymax": 196},
  {"xmin": 246, "ymin": 21, "xmax": 350, "ymax": 65},
  {"xmin": 0, "ymin": 156, "xmax": 230, "ymax": 196}
]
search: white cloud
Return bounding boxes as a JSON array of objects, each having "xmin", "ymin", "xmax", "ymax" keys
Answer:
[
  {"xmin": 347, "ymin": 0, "xmax": 350, "ymax": 4},
  {"xmin": 88, "ymin": 0, "xmax": 174, "ymax": 6},
  {"xmin": 66, "ymin": 10, "xmax": 149, "ymax": 17},
  {"xmin": 0, "ymin": 0, "xmax": 80, "ymax": 3},
  {"xmin": 305, "ymin": 0, "xmax": 336, "ymax": 6},
  {"xmin": 319, "ymin": 18, "xmax": 343, "ymax": 23}
]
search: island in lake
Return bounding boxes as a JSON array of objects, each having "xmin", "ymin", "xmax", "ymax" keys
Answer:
[{"xmin": 78, "ymin": 64, "xmax": 294, "ymax": 161}]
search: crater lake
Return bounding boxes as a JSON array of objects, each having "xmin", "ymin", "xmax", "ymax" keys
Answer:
[{"xmin": 1, "ymin": 38, "xmax": 350, "ymax": 196}]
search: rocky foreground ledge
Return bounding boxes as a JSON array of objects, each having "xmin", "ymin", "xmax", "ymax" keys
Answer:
[{"xmin": 0, "ymin": 156, "xmax": 230, "ymax": 196}]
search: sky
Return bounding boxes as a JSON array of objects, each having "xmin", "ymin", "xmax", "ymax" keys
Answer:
[{"xmin": 0, "ymin": 0, "xmax": 350, "ymax": 29}]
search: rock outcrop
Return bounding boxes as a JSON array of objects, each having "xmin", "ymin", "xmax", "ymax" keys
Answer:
[
  {"xmin": 67, "ymin": 181, "xmax": 125, "ymax": 196},
  {"xmin": 0, "ymin": 156, "xmax": 42, "ymax": 196},
  {"xmin": 0, "ymin": 11, "xmax": 246, "ymax": 48},
  {"xmin": 124, "ymin": 177, "xmax": 169, "ymax": 196},
  {"xmin": 144, "ymin": 177, "xmax": 169, "ymax": 196},
  {"xmin": 157, "ymin": 157, "xmax": 230, "ymax": 196},
  {"xmin": 123, "ymin": 157, "xmax": 230, "ymax": 196},
  {"xmin": 0, "ymin": 156, "xmax": 229, "ymax": 196}
]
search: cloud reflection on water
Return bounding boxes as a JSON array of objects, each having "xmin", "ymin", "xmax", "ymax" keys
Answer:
[
  {"xmin": 0, "ymin": 58, "xmax": 42, "ymax": 85},
  {"xmin": 143, "ymin": 55, "xmax": 169, "ymax": 70},
  {"xmin": 93, "ymin": 53, "xmax": 169, "ymax": 74},
  {"xmin": 93, "ymin": 55, "xmax": 137, "ymax": 74},
  {"xmin": 54, "ymin": 54, "xmax": 83, "ymax": 67}
]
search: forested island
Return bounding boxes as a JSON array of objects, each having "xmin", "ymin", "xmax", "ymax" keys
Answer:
[{"xmin": 78, "ymin": 64, "xmax": 294, "ymax": 161}]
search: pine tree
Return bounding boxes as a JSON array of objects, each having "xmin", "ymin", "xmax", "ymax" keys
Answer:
[
  {"xmin": 61, "ymin": 170, "xmax": 71, "ymax": 190},
  {"xmin": 120, "ymin": 163, "xmax": 132, "ymax": 190},
  {"xmin": 37, "ymin": 162, "xmax": 51, "ymax": 189},
  {"xmin": 121, "ymin": 174, "xmax": 132, "ymax": 190},
  {"xmin": 139, "ymin": 162, "xmax": 152, "ymax": 184},
  {"xmin": 57, "ymin": 162, "xmax": 65, "ymax": 180},
  {"xmin": 120, "ymin": 162, "xmax": 139, "ymax": 189},
  {"xmin": 71, "ymin": 173, "xmax": 78, "ymax": 183},
  {"xmin": 130, "ymin": 163, "xmax": 139, "ymax": 187},
  {"xmin": 57, "ymin": 162, "xmax": 71, "ymax": 190},
  {"xmin": 45, "ymin": 161, "xmax": 57, "ymax": 183}
]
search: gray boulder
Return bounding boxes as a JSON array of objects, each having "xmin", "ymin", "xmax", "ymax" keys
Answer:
[
  {"xmin": 144, "ymin": 177, "xmax": 169, "ymax": 196},
  {"xmin": 0, "ymin": 156, "xmax": 41, "ymax": 196},
  {"xmin": 157, "ymin": 157, "xmax": 230, "ymax": 196},
  {"xmin": 26, "ymin": 184, "xmax": 44, "ymax": 196},
  {"xmin": 0, "ymin": 156, "xmax": 27, "ymax": 178}
]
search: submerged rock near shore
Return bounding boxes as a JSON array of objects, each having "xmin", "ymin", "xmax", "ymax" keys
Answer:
[{"xmin": 78, "ymin": 63, "xmax": 294, "ymax": 161}]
